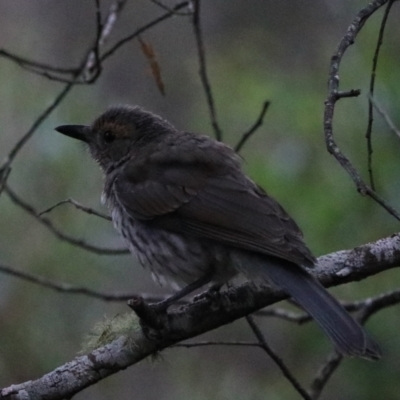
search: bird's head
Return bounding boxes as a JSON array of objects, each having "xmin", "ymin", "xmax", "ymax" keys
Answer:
[{"xmin": 55, "ymin": 105, "xmax": 176, "ymax": 171}]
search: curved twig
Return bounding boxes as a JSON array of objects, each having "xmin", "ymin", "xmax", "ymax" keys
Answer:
[
  {"xmin": 246, "ymin": 315, "xmax": 311, "ymax": 400},
  {"xmin": 235, "ymin": 100, "xmax": 270, "ymax": 153},
  {"xmin": 5, "ymin": 186, "xmax": 128, "ymax": 255},
  {"xmin": 39, "ymin": 198, "xmax": 111, "ymax": 221},
  {"xmin": 324, "ymin": 0, "xmax": 400, "ymax": 221}
]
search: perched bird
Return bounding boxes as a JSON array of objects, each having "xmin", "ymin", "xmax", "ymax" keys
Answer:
[{"xmin": 56, "ymin": 105, "xmax": 380, "ymax": 359}]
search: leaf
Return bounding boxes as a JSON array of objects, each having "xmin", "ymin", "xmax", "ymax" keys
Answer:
[{"xmin": 138, "ymin": 35, "xmax": 165, "ymax": 96}]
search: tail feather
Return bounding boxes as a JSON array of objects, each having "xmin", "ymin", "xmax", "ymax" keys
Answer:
[{"xmin": 234, "ymin": 252, "xmax": 381, "ymax": 360}]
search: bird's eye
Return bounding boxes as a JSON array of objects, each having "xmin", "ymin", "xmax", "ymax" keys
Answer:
[{"xmin": 103, "ymin": 131, "xmax": 115, "ymax": 143}]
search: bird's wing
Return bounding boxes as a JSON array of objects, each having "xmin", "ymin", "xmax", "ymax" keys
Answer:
[{"xmin": 114, "ymin": 158, "xmax": 315, "ymax": 267}]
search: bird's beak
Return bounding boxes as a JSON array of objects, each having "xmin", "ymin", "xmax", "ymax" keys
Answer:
[{"xmin": 55, "ymin": 125, "xmax": 91, "ymax": 143}]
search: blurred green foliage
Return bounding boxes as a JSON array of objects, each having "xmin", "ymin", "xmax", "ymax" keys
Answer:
[{"xmin": 0, "ymin": 1, "xmax": 399, "ymax": 399}]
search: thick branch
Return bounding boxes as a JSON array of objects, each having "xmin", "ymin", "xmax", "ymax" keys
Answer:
[{"xmin": 1, "ymin": 232, "xmax": 399, "ymax": 399}]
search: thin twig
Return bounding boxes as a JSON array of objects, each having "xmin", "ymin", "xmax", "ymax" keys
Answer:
[
  {"xmin": 235, "ymin": 101, "xmax": 270, "ymax": 152},
  {"xmin": 0, "ymin": 49, "xmax": 78, "ymax": 74},
  {"xmin": 101, "ymin": 1, "xmax": 190, "ymax": 63},
  {"xmin": 0, "ymin": 1, "xmax": 185, "ymax": 85},
  {"xmin": 5, "ymin": 185, "xmax": 128, "ymax": 255},
  {"xmin": 0, "ymin": 164, "xmax": 11, "ymax": 197},
  {"xmin": 308, "ymin": 352, "xmax": 343, "ymax": 400},
  {"xmin": 246, "ymin": 315, "xmax": 311, "ymax": 400},
  {"xmin": 324, "ymin": 0, "xmax": 400, "ymax": 221},
  {"xmin": 365, "ymin": 0, "xmax": 395, "ymax": 190},
  {"xmin": 335, "ymin": 89, "xmax": 361, "ymax": 99},
  {"xmin": 256, "ymin": 289, "xmax": 400, "ymax": 323},
  {"xmin": 0, "ymin": 80, "xmax": 76, "ymax": 172},
  {"xmin": 0, "ymin": 263, "xmax": 135, "ymax": 301},
  {"xmin": 369, "ymin": 95, "xmax": 400, "ymax": 140},
  {"xmin": 0, "ymin": 262, "xmax": 177, "ymax": 303},
  {"xmin": 307, "ymin": 288, "xmax": 400, "ymax": 399},
  {"xmin": 0, "ymin": 0, "xmax": 127, "ymax": 84},
  {"xmin": 358, "ymin": 288, "xmax": 400, "ymax": 324},
  {"xmin": 192, "ymin": 0, "xmax": 223, "ymax": 141},
  {"xmin": 0, "ymin": 6, "xmax": 97, "ymax": 168},
  {"xmin": 39, "ymin": 198, "xmax": 111, "ymax": 221},
  {"xmin": 0, "ymin": 262, "xmax": 182, "ymax": 303},
  {"xmin": 148, "ymin": 0, "xmax": 193, "ymax": 16},
  {"xmin": 85, "ymin": 0, "xmax": 129, "ymax": 82},
  {"xmin": 173, "ymin": 341, "xmax": 261, "ymax": 348},
  {"xmin": 85, "ymin": 0, "xmax": 103, "ymax": 79}
]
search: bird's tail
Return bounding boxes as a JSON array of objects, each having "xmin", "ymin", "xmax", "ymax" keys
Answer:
[{"xmin": 234, "ymin": 252, "xmax": 381, "ymax": 360}]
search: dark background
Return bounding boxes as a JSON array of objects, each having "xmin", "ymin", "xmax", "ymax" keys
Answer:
[{"xmin": 0, "ymin": 1, "xmax": 400, "ymax": 399}]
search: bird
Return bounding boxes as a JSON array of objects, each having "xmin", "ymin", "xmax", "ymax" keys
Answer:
[{"xmin": 55, "ymin": 105, "xmax": 381, "ymax": 360}]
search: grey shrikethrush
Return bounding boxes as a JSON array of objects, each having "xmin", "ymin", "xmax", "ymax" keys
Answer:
[{"xmin": 56, "ymin": 105, "xmax": 381, "ymax": 360}]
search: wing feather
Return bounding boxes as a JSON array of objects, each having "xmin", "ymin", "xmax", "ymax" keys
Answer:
[{"xmin": 114, "ymin": 159, "xmax": 315, "ymax": 266}]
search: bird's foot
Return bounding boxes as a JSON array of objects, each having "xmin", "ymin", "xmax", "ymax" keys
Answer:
[
  {"xmin": 193, "ymin": 283, "xmax": 222, "ymax": 303},
  {"xmin": 127, "ymin": 296, "xmax": 168, "ymax": 338}
]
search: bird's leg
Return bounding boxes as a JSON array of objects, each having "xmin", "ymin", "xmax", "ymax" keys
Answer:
[
  {"xmin": 193, "ymin": 282, "xmax": 223, "ymax": 302},
  {"xmin": 152, "ymin": 272, "xmax": 213, "ymax": 312},
  {"xmin": 128, "ymin": 272, "xmax": 214, "ymax": 333}
]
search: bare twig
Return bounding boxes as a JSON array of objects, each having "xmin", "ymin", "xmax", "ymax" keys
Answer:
[
  {"xmin": 0, "ymin": 80, "xmax": 76, "ymax": 174},
  {"xmin": 358, "ymin": 288, "xmax": 400, "ymax": 324},
  {"xmin": 0, "ymin": 164, "xmax": 11, "ymax": 196},
  {"xmin": 83, "ymin": 0, "xmax": 103, "ymax": 80},
  {"xmin": 192, "ymin": 0, "xmax": 223, "ymax": 141},
  {"xmin": 148, "ymin": 0, "xmax": 193, "ymax": 16},
  {"xmin": 256, "ymin": 288, "xmax": 400, "ymax": 322},
  {"xmin": 324, "ymin": 0, "xmax": 400, "ymax": 221},
  {"xmin": 5, "ymin": 186, "xmax": 128, "ymax": 255},
  {"xmin": 308, "ymin": 352, "xmax": 343, "ymax": 400},
  {"xmin": 39, "ymin": 198, "xmax": 111, "ymax": 221},
  {"xmin": 308, "ymin": 288, "xmax": 400, "ymax": 399},
  {"xmin": 0, "ymin": 0, "xmax": 128, "ymax": 84},
  {"xmin": 0, "ymin": 263, "xmax": 134, "ymax": 301},
  {"xmin": 235, "ymin": 100, "xmax": 270, "ymax": 152},
  {"xmin": 369, "ymin": 95, "xmax": 400, "ymax": 140},
  {"xmin": 84, "ymin": 0, "xmax": 129, "ymax": 82},
  {"xmin": 0, "ymin": 49, "xmax": 78, "ymax": 74},
  {"xmin": 101, "ymin": 0, "xmax": 129, "ymax": 39},
  {"xmin": 365, "ymin": 0, "xmax": 395, "ymax": 189},
  {"xmin": 173, "ymin": 340, "xmax": 260, "ymax": 348},
  {"xmin": 0, "ymin": 262, "xmax": 178, "ymax": 303},
  {"xmin": 246, "ymin": 315, "xmax": 311, "ymax": 400},
  {"xmin": 335, "ymin": 89, "xmax": 361, "ymax": 99},
  {"xmin": 101, "ymin": 1, "xmax": 190, "ymax": 63}
]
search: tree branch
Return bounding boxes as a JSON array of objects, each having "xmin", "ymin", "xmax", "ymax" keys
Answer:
[
  {"xmin": 4, "ymin": 185, "xmax": 128, "ymax": 255},
  {"xmin": 246, "ymin": 315, "xmax": 311, "ymax": 400},
  {"xmin": 1, "ymin": 232, "xmax": 399, "ymax": 399},
  {"xmin": 323, "ymin": 0, "xmax": 400, "ymax": 221},
  {"xmin": 308, "ymin": 352, "xmax": 342, "ymax": 400}
]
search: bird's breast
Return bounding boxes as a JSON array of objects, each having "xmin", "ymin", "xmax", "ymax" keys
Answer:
[{"xmin": 109, "ymin": 201, "xmax": 234, "ymax": 288}]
